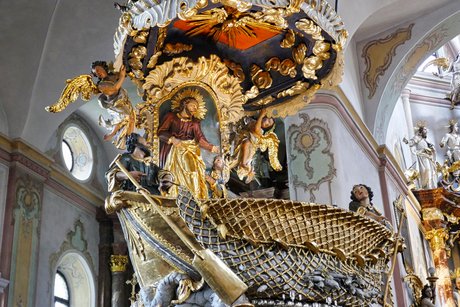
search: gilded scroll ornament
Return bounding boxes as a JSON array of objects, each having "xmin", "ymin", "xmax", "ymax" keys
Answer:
[
  {"xmin": 163, "ymin": 42, "xmax": 193, "ymax": 55},
  {"xmin": 223, "ymin": 59, "xmax": 245, "ymax": 82},
  {"xmin": 422, "ymin": 208, "xmax": 444, "ymax": 221},
  {"xmin": 265, "ymin": 57, "xmax": 296, "ymax": 78},
  {"xmin": 280, "ymin": 29, "xmax": 295, "ymax": 48},
  {"xmin": 295, "ymin": 19, "xmax": 324, "ymax": 41},
  {"xmin": 266, "ymin": 84, "xmax": 320, "ymax": 118},
  {"xmin": 279, "ymin": 58, "xmax": 297, "ymax": 77},
  {"xmin": 250, "ymin": 64, "xmax": 273, "ymax": 89},
  {"xmin": 130, "ymin": 30, "xmax": 149, "ymax": 44},
  {"xmin": 292, "ymin": 43, "xmax": 307, "ymax": 64},
  {"xmin": 110, "ymin": 255, "xmax": 129, "ymax": 272},
  {"xmin": 302, "ymin": 56, "xmax": 322, "ymax": 79},
  {"xmin": 276, "ymin": 81, "xmax": 309, "ymax": 98}
]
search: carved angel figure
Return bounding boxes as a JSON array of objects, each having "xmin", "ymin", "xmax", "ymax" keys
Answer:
[
  {"xmin": 426, "ymin": 53, "xmax": 460, "ymax": 108},
  {"xmin": 228, "ymin": 109, "xmax": 282, "ymax": 183},
  {"xmin": 46, "ymin": 61, "xmax": 136, "ymax": 149}
]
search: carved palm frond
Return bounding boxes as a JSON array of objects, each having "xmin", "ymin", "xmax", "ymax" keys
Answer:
[{"xmin": 46, "ymin": 74, "xmax": 99, "ymax": 113}]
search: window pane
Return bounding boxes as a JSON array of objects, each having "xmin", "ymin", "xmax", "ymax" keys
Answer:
[
  {"xmin": 55, "ymin": 302, "xmax": 68, "ymax": 307},
  {"xmin": 62, "ymin": 140, "xmax": 73, "ymax": 171},
  {"xmin": 54, "ymin": 272, "xmax": 69, "ymax": 300}
]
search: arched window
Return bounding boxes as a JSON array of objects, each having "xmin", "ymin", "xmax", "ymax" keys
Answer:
[
  {"xmin": 53, "ymin": 252, "xmax": 96, "ymax": 307},
  {"xmin": 54, "ymin": 271, "xmax": 70, "ymax": 306},
  {"xmin": 61, "ymin": 125, "xmax": 94, "ymax": 181}
]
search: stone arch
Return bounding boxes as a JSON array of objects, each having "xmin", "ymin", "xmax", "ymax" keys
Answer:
[{"xmin": 373, "ymin": 9, "xmax": 460, "ymax": 143}]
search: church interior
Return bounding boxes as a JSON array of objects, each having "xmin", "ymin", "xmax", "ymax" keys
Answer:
[{"xmin": 1, "ymin": 0, "xmax": 460, "ymax": 306}]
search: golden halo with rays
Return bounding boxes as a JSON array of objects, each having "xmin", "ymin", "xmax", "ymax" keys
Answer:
[
  {"xmin": 170, "ymin": 88, "xmax": 207, "ymax": 120},
  {"xmin": 413, "ymin": 120, "xmax": 427, "ymax": 131},
  {"xmin": 445, "ymin": 119, "xmax": 458, "ymax": 128}
]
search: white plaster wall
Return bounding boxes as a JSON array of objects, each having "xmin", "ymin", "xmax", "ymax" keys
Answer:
[
  {"xmin": 339, "ymin": 44, "xmax": 365, "ymax": 119},
  {"xmin": 0, "ymin": 162, "xmax": 9, "ymax": 249},
  {"xmin": 285, "ymin": 104, "xmax": 382, "ymax": 212},
  {"xmin": 35, "ymin": 187, "xmax": 99, "ymax": 306},
  {"xmin": 386, "ymin": 97, "xmax": 413, "ymax": 170}
]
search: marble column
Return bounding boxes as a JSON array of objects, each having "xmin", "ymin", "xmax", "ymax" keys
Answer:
[
  {"xmin": 110, "ymin": 255, "xmax": 129, "ymax": 307},
  {"xmin": 96, "ymin": 209, "xmax": 114, "ymax": 307},
  {"xmin": 401, "ymin": 88, "xmax": 414, "ymax": 139},
  {"xmin": 423, "ymin": 207, "xmax": 455, "ymax": 307}
]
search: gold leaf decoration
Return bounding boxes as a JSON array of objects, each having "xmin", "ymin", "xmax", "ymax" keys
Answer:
[
  {"xmin": 279, "ymin": 58, "xmax": 297, "ymax": 77},
  {"xmin": 280, "ymin": 29, "xmax": 295, "ymax": 48},
  {"xmin": 265, "ymin": 57, "xmax": 281, "ymax": 71},
  {"xmin": 295, "ymin": 18, "xmax": 324, "ymax": 41},
  {"xmin": 250, "ymin": 64, "xmax": 273, "ymax": 89},
  {"xmin": 292, "ymin": 43, "xmax": 307, "ymax": 64},
  {"xmin": 223, "ymin": 59, "xmax": 245, "ymax": 82},
  {"xmin": 164, "ymin": 42, "xmax": 193, "ymax": 55}
]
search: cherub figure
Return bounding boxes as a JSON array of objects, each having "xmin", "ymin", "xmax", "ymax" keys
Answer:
[
  {"xmin": 205, "ymin": 155, "xmax": 230, "ymax": 198},
  {"xmin": 46, "ymin": 61, "xmax": 136, "ymax": 149},
  {"xmin": 428, "ymin": 52, "xmax": 460, "ymax": 108},
  {"xmin": 420, "ymin": 285, "xmax": 436, "ymax": 307},
  {"xmin": 228, "ymin": 109, "xmax": 282, "ymax": 183}
]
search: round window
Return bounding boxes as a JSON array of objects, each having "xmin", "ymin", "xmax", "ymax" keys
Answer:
[{"xmin": 61, "ymin": 126, "xmax": 93, "ymax": 181}]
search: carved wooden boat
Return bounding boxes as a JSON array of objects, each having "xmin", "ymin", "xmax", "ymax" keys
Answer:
[{"xmin": 108, "ymin": 187, "xmax": 394, "ymax": 306}]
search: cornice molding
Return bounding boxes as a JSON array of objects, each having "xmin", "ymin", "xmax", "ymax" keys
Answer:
[{"xmin": 0, "ymin": 134, "xmax": 104, "ymax": 211}]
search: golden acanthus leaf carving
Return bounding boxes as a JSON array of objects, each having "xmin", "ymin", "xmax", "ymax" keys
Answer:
[
  {"xmin": 128, "ymin": 45, "xmax": 147, "ymax": 80},
  {"xmin": 265, "ymin": 57, "xmax": 281, "ymax": 71},
  {"xmin": 265, "ymin": 57, "xmax": 296, "ymax": 78},
  {"xmin": 302, "ymin": 41, "xmax": 331, "ymax": 80},
  {"xmin": 265, "ymin": 84, "xmax": 320, "ymax": 118},
  {"xmin": 295, "ymin": 18, "xmax": 324, "ymax": 41},
  {"xmin": 223, "ymin": 59, "xmax": 245, "ymax": 82},
  {"xmin": 302, "ymin": 56, "xmax": 323, "ymax": 79},
  {"xmin": 177, "ymin": 0, "xmax": 208, "ymax": 20},
  {"xmin": 276, "ymin": 81, "xmax": 309, "ymax": 98},
  {"xmin": 280, "ymin": 29, "xmax": 295, "ymax": 48},
  {"xmin": 130, "ymin": 30, "xmax": 149, "ymax": 44},
  {"xmin": 250, "ymin": 64, "xmax": 273, "ymax": 89},
  {"xmin": 279, "ymin": 58, "xmax": 297, "ymax": 77},
  {"xmin": 164, "ymin": 42, "xmax": 193, "ymax": 55},
  {"xmin": 244, "ymin": 85, "xmax": 259, "ymax": 101},
  {"xmin": 147, "ymin": 51, "xmax": 163, "ymax": 69},
  {"xmin": 292, "ymin": 43, "xmax": 307, "ymax": 64}
]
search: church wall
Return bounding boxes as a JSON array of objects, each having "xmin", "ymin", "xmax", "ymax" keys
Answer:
[
  {"xmin": 0, "ymin": 162, "xmax": 9, "ymax": 249},
  {"xmin": 35, "ymin": 187, "xmax": 99, "ymax": 306},
  {"xmin": 284, "ymin": 94, "xmax": 382, "ymax": 211},
  {"xmin": 386, "ymin": 96, "xmax": 413, "ymax": 170}
]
